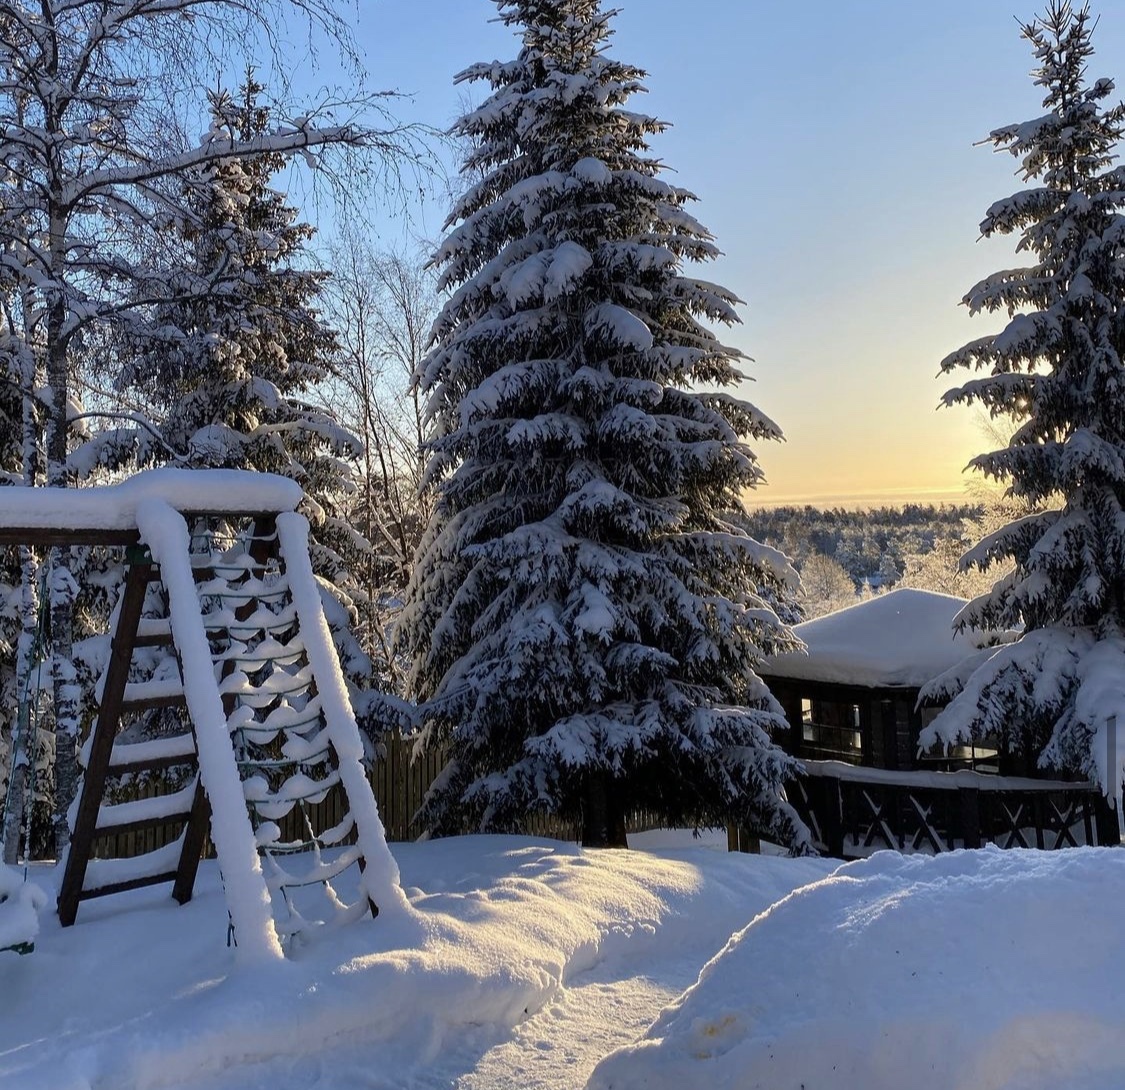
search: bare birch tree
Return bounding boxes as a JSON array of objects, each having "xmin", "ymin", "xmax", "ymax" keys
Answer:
[
  {"xmin": 323, "ymin": 235, "xmax": 438, "ymax": 689},
  {"xmin": 0, "ymin": 0, "xmax": 428, "ymax": 852}
]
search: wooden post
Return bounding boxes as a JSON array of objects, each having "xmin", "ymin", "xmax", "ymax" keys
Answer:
[
  {"xmin": 725, "ymin": 825, "xmax": 761, "ymax": 854},
  {"xmin": 171, "ymin": 782, "xmax": 212, "ymax": 904},
  {"xmin": 58, "ymin": 556, "xmax": 151, "ymax": 926},
  {"xmin": 782, "ymin": 689, "xmax": 804, "ymax": 758},
  {"xmin": 394, "ymin": 729, "xmax": 408, "ymax": 841},
  {"xmin": 879, "ymin": 699, "xmax": 898, "ymax": 771},
  {"xmin": 826, "ymin": 778, "xmax": 846, "ymax": 858},
  {"xmin": 1103, "ymin": 715, "xmax": 1121, "ymax": 846},
  {"xmin": 1094, "ymin": 791, "xmax": 1120, "ymax": 846},
  {"xmin": 958, "ymin": 787, "xmax": 981, "ymax": 850}
]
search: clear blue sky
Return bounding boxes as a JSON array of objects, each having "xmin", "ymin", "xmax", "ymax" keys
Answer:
[{"xmin": 280, "ymin": 1, "xmax": 1125, "ymax": 506}]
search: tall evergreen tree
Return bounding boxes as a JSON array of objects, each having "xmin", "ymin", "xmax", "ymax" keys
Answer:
[
  {"xmin": 923, "ymin": 3, "xmax": 1125, "ymax": 783},
  {"xmin": 402, "ymin": 0, "xmax": 805, "ymax": 848},
  {"xmin": 101, "ymin": 75, "xmax": 378, "ymax": 688},
  {"xmin": 115, "ymin": 77, "xmax": 345, "ymax": 475}
]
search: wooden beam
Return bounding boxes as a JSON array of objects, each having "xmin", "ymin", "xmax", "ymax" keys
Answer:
[
  {"xmin": 0, "ymin": 528, "xmax": 140, "ymax": 547},
  {"xmin": 92, "ymin": 811, "xmax": 194, "ymax": 839},
  {"xmin": 105, "ymin": 750, "xmax": 198, "ymax": 777},
  {"xmin": 78, "ymin": 871, "xmax": 181, "ymax": 901},
  {"xmin": 58, "ymin": 557, "xmax": 151, "ymax": 926},
  {"xmin": 171, "ymin": 781, "xmax": 212, "ymax": 905},
  {"xmin": 0, "ymin": 510, "xmax": 290, "ymax": 551},
  {"xmin": 119, "ymin": 692, "xmax": 188, "ymax": 713},
  {"xmin": 132, "ymin": 631, "xmax": 175, "ymax": 649}
]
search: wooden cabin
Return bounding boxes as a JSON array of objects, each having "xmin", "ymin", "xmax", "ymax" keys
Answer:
[
  {"xmin": 754, "ymin": 589, "xmax": 1117, "ymax": 856},
  {"xmin": 760, "ymin": 588, "xmax": 1007, "ymax": 773}
]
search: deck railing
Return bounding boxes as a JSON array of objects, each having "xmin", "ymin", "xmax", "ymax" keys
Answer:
[{"xmin": 787, "ymin": 760, "xmax": 1119, "ymax": 858}]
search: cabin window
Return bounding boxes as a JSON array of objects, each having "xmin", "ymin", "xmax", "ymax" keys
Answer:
[
  {"xmin": 915, "ymin": 706, "xmax": 1000, "ymax": 773},
  {"xmin": 800, "ymin": 697, "xmax": 863, "ymax": 763}
]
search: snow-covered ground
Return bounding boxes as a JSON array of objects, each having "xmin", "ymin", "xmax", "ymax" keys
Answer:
[
  {"xmin": 0, "ymin": 831, "xmax": 830, "ymax": 1089},
  {"xmin": 3, "ymin": 834, "xmax": 1123, "ymax": 1090}
]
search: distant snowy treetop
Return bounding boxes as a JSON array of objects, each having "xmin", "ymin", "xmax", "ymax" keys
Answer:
[
  {"xmin": 0, "ymin": 468, "xmax": 303, "ymax": 530},
  {"xmin": 763, "ymin": 588, "xmax": 993, "ymax": 689}
]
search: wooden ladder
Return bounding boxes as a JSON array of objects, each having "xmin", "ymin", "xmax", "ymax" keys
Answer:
[
  {"xmin": 59, "ymin": 510, "xmax": 398, "ymax": 944},
  {"xmin": 57, "ymin": 544, "xmax": 210, "ymax": 925}
]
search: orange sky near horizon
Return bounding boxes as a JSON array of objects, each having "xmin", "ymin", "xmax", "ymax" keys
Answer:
[
  {"xmin": 349, "ymin": 2, "xmax": 1120, "ymax": 512},
  {"xmin": 730, "ymin": 242, "xmax": 1008, "ymax": 511}
]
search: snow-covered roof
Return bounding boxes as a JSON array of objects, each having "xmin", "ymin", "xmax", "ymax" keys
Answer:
[
  {"xmin": 762, "ymin": 588, "xmax": 984, "ymax": 689},
  {"xmin": 0, "ymin": 468, "xmax": 303, "ymax": 532}
]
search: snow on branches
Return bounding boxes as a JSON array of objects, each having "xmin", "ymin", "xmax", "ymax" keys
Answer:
[
  {"xmin": 926, "ymin": 2, "xmax": 1125, "ymax": 789},
  {"xmin": 401, "ymin": 0, "xmax": 806, "ymax": 849}
]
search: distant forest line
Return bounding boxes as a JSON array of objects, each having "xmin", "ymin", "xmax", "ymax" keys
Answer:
[{"xmin": 739, "ymin": 503, "xmax": 993, "ymax": 617}]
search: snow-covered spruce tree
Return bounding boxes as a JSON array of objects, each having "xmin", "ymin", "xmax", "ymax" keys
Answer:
[
  {"xmin": 105, "ymin": 75, "xmax": 378, "ymax": 695},
  {"xmin": 402, "ymin": 0, "xmax": 806, "ymax": 849},
  {"xmin": 922, "ymin": 2, "xmax": 1125, "ymax": 783}
]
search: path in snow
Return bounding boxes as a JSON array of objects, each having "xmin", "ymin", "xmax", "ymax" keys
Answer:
[
  {"xmin": 453, "ymin": 953, "xmax": 692, "ymax": 1090},
  {"xmin": 176, "ymin": 951, "xmax": 705, "ymax": 1090},
  {"xmin": 174, "ymin": 834, "xmax": 759, "ymax": 1090},
  {"xmin": 166, "ymin": 914, "xmax": 726, "ymax": 1090},
  {"xmin": 451, "ymin": 832, "xmax": 822, "ymax": 1090}
]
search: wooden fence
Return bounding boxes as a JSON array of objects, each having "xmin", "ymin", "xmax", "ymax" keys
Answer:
[
  {"xmin": 92, "ymin": 735, "xmax": 660, "ymax": 859},
  {"xmin": 94, "ymin": 734, "xmax": 440, "ymax": 859},
  {"xmin": 93, "ymin": 748, "xmax": 1123, "ymax": 863}
]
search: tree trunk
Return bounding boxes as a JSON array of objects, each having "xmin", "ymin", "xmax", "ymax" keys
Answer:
[
  {"xmin": 49, "ymin": 547, "xmax": 79, "ymax": 858},
  {"xmin": 46, "ymin": 277, "xmax": 79, "ymax": 857},
  {"xmin": 3, "ymin": 337, "xmax": 42, "ymax": 864},
  {"xmin": 1, "ymin": 550, "xmax": 38, "ymax": 864},
  {"xmin": 580, "ymin": 770, "xmax": 628, "ymax": 849}
]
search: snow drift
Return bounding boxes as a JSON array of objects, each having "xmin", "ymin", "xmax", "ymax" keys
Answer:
[
  {"xmin": 590, "ymin": 845, "xmax": 1125, "ymax": 1090},
  {"xmin": 0, "ymin": 836, "xmax": 830, "ymax": 1090}
]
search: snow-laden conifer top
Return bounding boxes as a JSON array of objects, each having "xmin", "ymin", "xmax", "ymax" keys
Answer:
[
  {"xmin": 922, "ymin": 4, "xmax": 1125, "ymax": 785},
  {"xmin": 763, "ymin": 588, "xmax": 984, "ymax": 688},
  {"xmin": 0, "ymin": 468, "xmax": 302, "ymax": 530}
]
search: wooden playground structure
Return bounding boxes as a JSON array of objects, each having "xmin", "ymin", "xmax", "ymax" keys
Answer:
[{"xmin": 0, "ymin": 470, "xmax": 404, "ymax": 959}]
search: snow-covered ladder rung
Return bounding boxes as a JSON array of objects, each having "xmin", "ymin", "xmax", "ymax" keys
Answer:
[
  {"xmin": 119, "ymin": 677, "xmax": 187, "ymax": 713},
  {"xmin": 105, "ymin": 734, "xmax": 198, "ymax": 776},
  {"xmin": 82, "ymin": 838, "xmax": 190, "ymax": 902},
  {"xmin": 93, "ymin": 779, "xmax": 198, "ymax": 835}
]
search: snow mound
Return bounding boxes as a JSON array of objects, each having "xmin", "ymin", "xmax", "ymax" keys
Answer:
[
  {"xmin": 0, "ymin": 865, "xmax": 46, "ymax": 951},
  {"xmin": 590, "ymin": 846, "xmax": 1125, "ymax": 1090}
]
